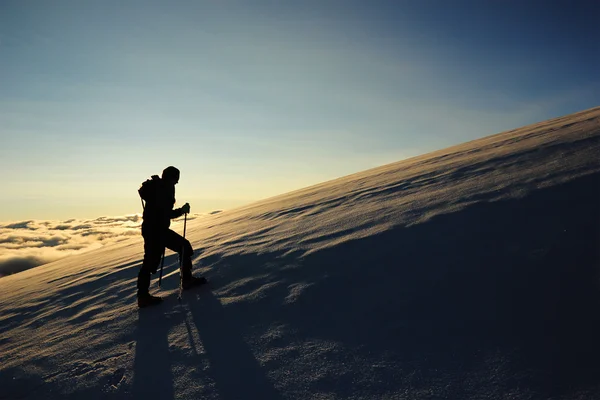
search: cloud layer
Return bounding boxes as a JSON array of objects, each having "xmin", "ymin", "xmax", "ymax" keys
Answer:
[{"xmin": 0, "ymin": 214, "xmax": 202, "ymax": 277}]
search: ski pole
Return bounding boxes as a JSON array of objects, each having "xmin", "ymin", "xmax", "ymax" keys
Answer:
[
  {"xmin": 178, "ymin": 213, "xmax": 188, "ymax": 301},
  {"xmin": 158, "ymin": 247, "xmax": 165, "ymax": 287}
]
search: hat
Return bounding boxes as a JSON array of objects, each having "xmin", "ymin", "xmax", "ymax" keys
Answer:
[{"xmin": 162, "ymin": 166, "xmax": 180, "ymax": 181}]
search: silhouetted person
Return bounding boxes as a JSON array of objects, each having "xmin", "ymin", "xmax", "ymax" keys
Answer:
[{"xmin": 137, "ymin": 166, "xmax": 206, "ymax": 307}]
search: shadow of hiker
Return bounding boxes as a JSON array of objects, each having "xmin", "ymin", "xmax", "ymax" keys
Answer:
[
  {"xmin": 189, "ymin": 290, "xmax": 283, "ymax": 400},
  {"xmin": 131, "ymin": 308, "xmax": 176, "ymax": 400}
]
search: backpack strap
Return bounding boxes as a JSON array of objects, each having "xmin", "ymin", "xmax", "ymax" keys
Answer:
[{"xmin": 139, "ymin": 175, "xmax": 160, "ymax": 211}]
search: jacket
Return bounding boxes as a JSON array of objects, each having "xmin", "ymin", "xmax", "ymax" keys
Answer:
[{"xmin": 141, "ymin": 177, "xmax": 185, "ymax": 231}]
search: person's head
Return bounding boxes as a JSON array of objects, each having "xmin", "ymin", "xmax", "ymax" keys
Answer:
[{"xmin": 162, "ymin": 166, "xmax": 180, "ymax": 185}]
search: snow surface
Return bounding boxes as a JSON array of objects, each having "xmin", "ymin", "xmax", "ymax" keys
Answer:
[{"xmin": 1, "ymin": 106, "xmax": 599, "ymax": 399}]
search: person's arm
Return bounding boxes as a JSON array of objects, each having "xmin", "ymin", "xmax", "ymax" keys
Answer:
[
  {"xmin": 170, "ymin": 203, "xmax": 190, "ymax": 219},
  {"xmin": 170, "ymin": 208, "xmax": 183, "ymax": 219}
]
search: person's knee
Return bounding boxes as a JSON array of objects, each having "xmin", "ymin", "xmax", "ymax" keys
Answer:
[{"xmin": 142, "ymin": 251, "xmax": 163, "ymax": 274}]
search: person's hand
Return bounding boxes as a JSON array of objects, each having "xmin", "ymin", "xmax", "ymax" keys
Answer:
[{"xmin": 181, "ymin": 203, "xmax": 190, "ymax": 214}]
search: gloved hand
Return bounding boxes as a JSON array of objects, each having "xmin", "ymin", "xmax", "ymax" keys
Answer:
[{"xmin": 181, "ymin": 203, "xmax": 191, "ymax": 214}]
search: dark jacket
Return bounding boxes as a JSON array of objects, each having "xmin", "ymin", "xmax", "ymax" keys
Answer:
[{"xmin": 141, "ymin": 178, "xmax": 185, "ymax": 231}]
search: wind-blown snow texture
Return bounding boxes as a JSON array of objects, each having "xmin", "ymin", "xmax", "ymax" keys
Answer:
[{"xmin": 1, "ymin": 107, "xmax": 599, "ymax": 400}]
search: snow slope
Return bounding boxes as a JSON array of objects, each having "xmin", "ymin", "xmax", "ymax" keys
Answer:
[{"xmin": 1, "ymin": 106, "xmax": 599, "ymax": 400}]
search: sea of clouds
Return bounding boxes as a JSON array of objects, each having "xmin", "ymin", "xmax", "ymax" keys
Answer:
[
  {"xmin": 0, "ymin": 215, "xmax": 144, "ymax": 277},
  {"xmin": 0, "ymin": 214, "xmax": 205, "ymax": 278}
]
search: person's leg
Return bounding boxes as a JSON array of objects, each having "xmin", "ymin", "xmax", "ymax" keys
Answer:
[
  {"xmin": 164, "ymin": 229, "xmax": 206, "ymax": 288},
  {"xmin": 138, "ymin": 229, "xmax": 164, "ymax": 297},
  {"xmin": 164, "ymin": 229, "xmax": 194, "ymax": 278}
]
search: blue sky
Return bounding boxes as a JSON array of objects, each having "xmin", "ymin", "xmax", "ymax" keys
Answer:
[{"xmin": 1, "ymin": 0, "xmax": 599, "ymax": 220}]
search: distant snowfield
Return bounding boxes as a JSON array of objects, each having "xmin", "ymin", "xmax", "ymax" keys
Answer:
[{"xmin": 1, "ymin": 107, "xmax": 599, "ymax": 399}]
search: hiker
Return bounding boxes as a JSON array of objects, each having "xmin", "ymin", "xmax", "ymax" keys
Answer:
[{"xmin": 137, "ymin": 166, "xmax": 206, "ymax": 307}]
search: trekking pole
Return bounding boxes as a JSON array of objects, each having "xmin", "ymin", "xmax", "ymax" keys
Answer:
[
  {"xmin": 178, "ymin": 213, "xmax": 188, "ymax": 301},
  {"xmin": 158, "ymin": 247, "xmax": 165, "ymax": 287}
]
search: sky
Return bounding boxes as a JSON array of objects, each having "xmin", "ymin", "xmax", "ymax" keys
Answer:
[{"xmin": 1, "ymin": 0, "xmax": 599, "ymax": 221}]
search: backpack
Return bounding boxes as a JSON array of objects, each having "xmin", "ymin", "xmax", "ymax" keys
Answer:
[{"xmin": 138, "ymin": 175, "xmax": 161, "ymax": 203}]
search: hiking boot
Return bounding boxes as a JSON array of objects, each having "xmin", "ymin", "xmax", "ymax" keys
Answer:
[
  {"xmin": 182, "ymin": 276, "xmax": 208, "ymax": 290},
  {"xmin": 137, "ymin": 293, "xmax": 163, "ymax": 308}
]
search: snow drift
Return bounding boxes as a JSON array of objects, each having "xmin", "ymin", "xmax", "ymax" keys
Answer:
[{"xmin": 1, "ymin": 106, "xmax": 599, "ymax": 399}]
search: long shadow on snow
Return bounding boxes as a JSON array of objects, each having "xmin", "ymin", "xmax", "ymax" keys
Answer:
[
  {"xmin": 213, "ymin": 172, "xmax": 600, "ymax": 398},
  {"xmin": 188, "ymin": 290, "xmax": 284, "ymax": 400},
  {"xmin": 131, "ymin": 307, "xmax": 177, "ymax": 400}
]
